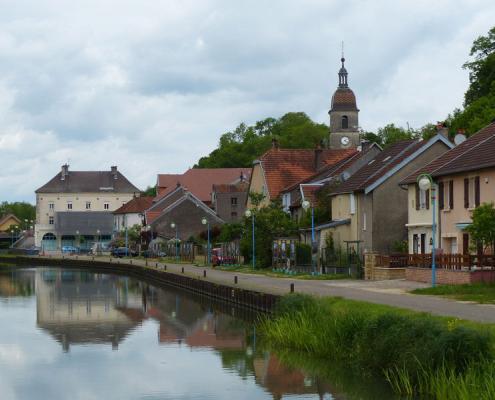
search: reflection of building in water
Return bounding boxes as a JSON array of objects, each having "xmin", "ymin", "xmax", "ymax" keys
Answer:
[
  {"xmin": 36, "ymin": 269, "xmax": 146, "ymax": 351},
  {"xmin": 147, "ymin": 288, "xmax": 245, "ymax": 350}
]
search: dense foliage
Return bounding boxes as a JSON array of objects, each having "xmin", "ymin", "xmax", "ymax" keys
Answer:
[
  {"xmin": 466, "ymin": 202, "xmax": 495, "ymax": 253},
  {"xmin": 195, "ymin": 112, "xmax": 328, "ymax": 168},
  {"xmin": 0, "ymin": 202, "xmax": 36, "ymax": 226}
]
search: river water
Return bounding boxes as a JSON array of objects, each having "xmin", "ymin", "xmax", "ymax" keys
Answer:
[{"xmin": 0, "ymin": 266, "xmax": 396, "ymax": 400}]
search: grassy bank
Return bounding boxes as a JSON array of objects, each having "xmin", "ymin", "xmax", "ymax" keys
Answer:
[
  {"xmin": 259, "ymin": 294, "xmax": 495, "ymax": 399},
  {"xmin": 412, "ymin": 282, "xmax": 495, "ymax": 304},
  {"xmin": 214, "ymin": 265, "xmax": 349, "ymax": 280}
]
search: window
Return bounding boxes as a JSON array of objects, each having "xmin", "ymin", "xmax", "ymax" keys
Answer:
[
  {"xmin": 282, "ymin": 193, "xmax": 291, "ymax": 212},
  {"xmin": 349, "ymin": 193, "xmax": 356, "ymax": 215},
  {"xmin": 86, "ymin": 201, "xmax": 91, "ymax": 210},
  {"xmin": 363, "ymin": 212, "xmax": 367, "ymax": 231},
  {"xmin": 231, "ymin": 212, "xmax": 238, "ymax": 219},
  {"xmin": 67, "ymin": 202, "xmax": 72, "ymax": 210},
  {"xmin": 49, "ymin": 216, "xmax": 54, "ymax": 225},
  {"xmin": 49, "ymin": 202, "xmax": 54, "ymax": 210},
  {"xmin": 464, "ymin": 176, "xmax": 480, "ymax": 208},
  {"xmin": 341, "ymin": 115, "xmax": 348, "ymax": 129},
  {"xmin": 440, "ymin": 180, "xmax": 454, "ymax": 210},
  {"xmin": 104, "ymin": 202, "xmax": 109, "ymax": 210},
  {"xmin": 231, "ymin": 197, "xmax": 238, "ymax": 206}
]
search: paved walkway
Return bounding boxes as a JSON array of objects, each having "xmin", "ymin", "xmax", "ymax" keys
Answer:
[{"xmin": 33, "ymin": 255, "xmax": 495, "ymax": 323}]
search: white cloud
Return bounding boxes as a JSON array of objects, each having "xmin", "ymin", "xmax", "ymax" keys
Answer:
[{"xmin": 0, "ymin": 0, "xmax": 494, "ymax": 201}]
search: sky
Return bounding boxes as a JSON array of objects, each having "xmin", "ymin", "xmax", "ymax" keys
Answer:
[{"xmin": 0, "ymin": 0, "xmax": 494, "ymax": 203}]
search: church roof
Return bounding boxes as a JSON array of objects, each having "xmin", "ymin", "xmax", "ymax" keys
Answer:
[{"xmin": 330, "ymin": 88, "xmax": 358, "ymax": 112}]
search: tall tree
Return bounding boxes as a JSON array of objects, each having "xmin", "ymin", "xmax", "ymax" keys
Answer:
[{"xmin": 0, "ymin": 202, "xmax": 36, "ymax": 224}]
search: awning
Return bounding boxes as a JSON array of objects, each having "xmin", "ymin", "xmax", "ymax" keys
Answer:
[
  {"xmin": 55, "ymin": 212, "xmax": 114, "ymax": 236},
  {"xmin": 455, "ymin": 222, "xmax": 472, "ymax": 230}
]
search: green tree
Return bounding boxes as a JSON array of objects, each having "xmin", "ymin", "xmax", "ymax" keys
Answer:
[
  {"xmin": 240, "ymin": 201, "xmax": 298, "ymax": 268},
  {"xmin": 0, "ymin": 202, "xmax": 36, "ymax": 225},
  {"xmin": 466, "ymin": 203, "xmax": 495, "ymax": 254},
  {"xmin": 195, "ymin": 112, "xmax": 328, "ymax": 168},
  {"xmin": 376, "ymin": 123, "xmax": 419, "ymax": 147},
  {"xmin": 143, "ymin": 186, "xmax": 157, "ymax": 197},
  {"xmin": 463, "ymin": 26, "xmax": 495, "ymax": 107}
]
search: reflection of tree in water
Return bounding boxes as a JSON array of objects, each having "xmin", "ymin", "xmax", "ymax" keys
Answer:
[{"xmin": 0, "ymin": 268, "xmax": 35, "ymax": 297}]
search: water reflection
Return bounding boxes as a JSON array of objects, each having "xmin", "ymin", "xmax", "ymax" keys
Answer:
[{"xmin": 0, "ymin": 267, "xmax": 394, "ymax": 400}]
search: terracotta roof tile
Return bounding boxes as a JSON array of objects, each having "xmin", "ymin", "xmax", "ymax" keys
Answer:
[
  {"xmin": 157, "ymin": 168, "xmax": 251, "ymax": 203},
  {"xmin": 260, "ymin": 148, "xmax": 356, "ymax": 199},
  {"xmin": 113, "ymin": 196, "xmax": 154, "ymax": 214},
  {"xmin": 401, "ymin": 122, "xmax": 495, "ymax": 184}
]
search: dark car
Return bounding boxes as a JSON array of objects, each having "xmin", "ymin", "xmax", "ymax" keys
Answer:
[{"xmin": 111, "ymin": 247, "xmax": 137, "ymax": 258}]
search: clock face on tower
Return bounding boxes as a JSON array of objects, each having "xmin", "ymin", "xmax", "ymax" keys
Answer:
[{"xmin": 340, "ymin": 136, "xmax": 350, "ymax": 146}]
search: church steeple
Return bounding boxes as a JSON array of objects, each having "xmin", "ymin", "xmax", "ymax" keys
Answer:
[{"xmin": 338, "ymin": 56, "xmax": 348, "ymax": 88}]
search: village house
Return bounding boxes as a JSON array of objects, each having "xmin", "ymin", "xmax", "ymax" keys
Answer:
[
  {"xmin": 156, "ymin": 168, "xmax": 251, "ymax": 207},
  {"xmin": 113, "ymin": 196, "xmax": 154, "ymax": 232},
  {"xmin": 325, "ymin": 134, "xmax": 453, "ymax": 255},
  {"xmin": 401, "ymin": 121, "xmax": 495, "ymax": 255},
  {"xmin": 0, "ymin": 213, "xmax": 21, "ymax": 233},
  {"xmin": 34, "ymin": 164, "xmax": 140, "ymax": 251},
  {"xmin": 211, "ymin": 179, "xmax": 249, "ymax": 223},
  {"xmin": 146, "ymin": 186, "xmax": 223, "ymax": 241}
]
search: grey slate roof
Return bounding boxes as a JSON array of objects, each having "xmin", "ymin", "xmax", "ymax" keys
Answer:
[
  {"xmin": 36, "ymin": 170, "xmax": 140, "ymax": 194},
  {"xmin": 55, "ymin": 212, "xmax": 114, "ymax": 235}
]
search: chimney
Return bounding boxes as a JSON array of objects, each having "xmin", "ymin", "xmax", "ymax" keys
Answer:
[
  {"xmin": 111, "ymin": 166, "xmax": 118, "ymax": 180},
  {"xmin": 61, "ymin": 164, "xmax": 69, "ymax": 181},
  {"xmin": 436, "ymin": 121, "xmax": 449, "ymax": 139},
  {"xmin": 359, "ymin": 139, "xmax": 371, "ymax": 153},
  {"xmin": 314, "ymin": 143, "xmax": 323, "ymax": 171},
  {"xmin": 271, "ymin": 138, "xmax": 279, "ymax": 149},
  {"xmin": 239, "ymin": 171, "xmax": 245, "ymax": 182}
]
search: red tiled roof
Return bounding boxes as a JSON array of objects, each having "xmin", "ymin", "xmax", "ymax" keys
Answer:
[
  {"xmin": 401, "ymin": 122, "xmax": 495, "ymax": 184},
  {"xmin": 331, "ymin": 88, "xmax": 358, "ymax": 111},
  {"xmin": 147, "ymin": 187, "xmax": 187, "ymax": 224},
  {"xmin": 113, "ymin": 196, "xmax": 154, "ymax": 214},
  {"xmin": 332, "ymin": 139, "xmax": 423, "ymax": 194},
  {"xmin": 212, "ymin": 181, "xmax": 249, "ymax": 194},
  {"xmin": 156, "ymin": 168, "xmax": 251, "ymax": 203},
  {"xmin": 260, "ymin": 148, "xmax": 356, "ymax": 199}
]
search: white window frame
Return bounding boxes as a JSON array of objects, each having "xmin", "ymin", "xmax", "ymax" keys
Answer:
[
  {"xmin": 86, "ymin": 201, "xmax": 91, "ymax": 210},
  {"xmin": 350, "ymin": 193, "xmax": 356, "ymax": 215},
  {"xmin": 49, "ymin": 202, "xmax": 54, "ymax": 210},
  {"xmin": 67, "ymin": 202, "xmax": 73, "ymax": 210},
  {"xmin": 419, "ymin": 188, "xmax": 427, "ymax": 210},
  {"xmin": 469, "ymin": 177, "xmax": 476, "ymax": 208},
  {"xmin": 49, "ymin": 216, "xmax": 54, "ymax": 225},
  {"xmin": 363, "ymin": 212, "xmax": 367, "ymax": 231},
  {"xmin": 444, "ymin": 184, "xmax": 450, "ymax": 210},
  {"xmin": 104, "ymin": 202, "xmax": 110, "ymax": 210}
]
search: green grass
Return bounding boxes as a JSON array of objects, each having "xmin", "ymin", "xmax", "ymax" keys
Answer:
[
  {"xmin": 259, "ymin": 294, "xmax": 495, "ymax": 399},
  {"xmin": 412, "ymin": 282, "xmax": 495, "ymax": 304},
  {"xmin": 212, "ymin": 265, "xmax": 350, "ymax": 280}
]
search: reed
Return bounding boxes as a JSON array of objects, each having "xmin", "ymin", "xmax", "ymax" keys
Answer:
[{"xmin": 259, "ymin": 294, "xmax": 495, "ymax": 397}]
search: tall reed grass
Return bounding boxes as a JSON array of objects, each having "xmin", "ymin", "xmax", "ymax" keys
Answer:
[{"xmin": 260, "ymin": 294, "xmax": 495, "ymax": 398}]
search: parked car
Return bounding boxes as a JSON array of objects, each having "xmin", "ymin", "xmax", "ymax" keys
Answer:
[
  {"xmin": 111, "ymin": 247, "xmax": 137, "ymax": 258},
  {"xmin": 61, "ymin": 245, "xmax": 78, "ymax": 254},
  {"xmin": 90, "ymin": 242, "xmax": 111, "ymax": 255},
  {"xmin": 211, "ymin": 248, "xmax": 236, "ymax": 266}
]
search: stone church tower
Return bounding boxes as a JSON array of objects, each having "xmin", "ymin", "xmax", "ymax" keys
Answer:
[{"xmin": 328, "ymin": 55, "xmax": 360, "ymax": 149}]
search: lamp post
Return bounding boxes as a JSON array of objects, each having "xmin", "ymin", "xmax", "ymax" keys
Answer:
[
  {"xmin": 418, "ymin": 173, "xmax": 436, "ymax": 287},
  {"xmin": 170, "ymin": 222, "xmax": 179, "ymax": 262},
  {"xmin": 76, "ymin": 230, "xmax": 80, "ymax": 251},
  {"xmin": 124, "ymin": 215, "xmax": 128, "ymax": 257},
  {"xmin": 302, "ymin": 200, "xmax": 316, "ymax": 275},
  {"xmin": 96, "ymin": 229, "xmax": 100, "ymax": 255},
  {"xmin": 244, "ymin": 209, "xmax": 255, "ymax": 269},
  {"xmin": 10, "ymin": 229, "xmax": 14, "ymax": 247},
  {"xmin": 202, "ymin": 217, "xmax": 211, "ymax": 265}
]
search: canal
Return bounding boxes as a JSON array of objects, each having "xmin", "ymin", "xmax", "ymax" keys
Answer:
[{"xmin": 0, "ymin": 265, "xmax": 396, "ymax": 399}]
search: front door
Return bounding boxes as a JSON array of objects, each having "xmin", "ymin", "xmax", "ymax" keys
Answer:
[
  {"xmin": 463, "ymin": 233, "xmax": 469, "ymax": 254},
  {"xmin": 420, "ymin": 234, "xmax": 426, "ymax": 254}
]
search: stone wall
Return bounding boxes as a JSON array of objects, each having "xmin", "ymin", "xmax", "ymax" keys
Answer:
[
  {"xmin": 406, "ymin": 268, "xmax": 473, "ymax": 285},
  {"xmin": 364, "ymin": 252, "xmax": 405, "ymax": 280}
]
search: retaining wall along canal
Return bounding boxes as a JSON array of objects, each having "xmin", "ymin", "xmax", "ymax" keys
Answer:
[{"xmin": 0, "ymin": 256, "xmax": 279, "ymax": 312}]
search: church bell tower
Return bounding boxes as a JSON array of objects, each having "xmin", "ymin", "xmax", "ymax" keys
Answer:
[{"xmin": 328, "ymin": 52, "xmax": 360, "ymax": 149}]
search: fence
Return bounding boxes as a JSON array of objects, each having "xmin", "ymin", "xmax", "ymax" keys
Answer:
[
  {"xmin": 320, "ymin": 247, "xmax": 364, "ymax": 277},
  {"xmin": 390, "ymin": 253, "xmax": 495, "ymax": 271},
  {"xmin": 210, "ymin": 241, "xmax": 242, "ymax": 266}
]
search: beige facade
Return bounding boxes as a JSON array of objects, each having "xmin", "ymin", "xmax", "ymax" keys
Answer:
[
  {"xmin": 0, "ymin": 215, "xmax": 21, "ymax": 232},
  {"xmin": 405, "ymin": 184, "xmax": 439, "ymax": 254},
  {"xmin": 438, "ymin": 169, "xmax": 495, "ymax": 254},
  {"xmin": 35, "ymin": 192, "xmax": 134, "ymax": 247},
  {"xmin": 246, "ymin": 163, "xmax": 270, "ymax": 208}
]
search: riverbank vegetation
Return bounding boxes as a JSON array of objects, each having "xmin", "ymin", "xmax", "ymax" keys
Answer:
[
  {"xmin": 259, "ymin": 294, "xmax": 495, "ymax": 399},
  {"xmin": 412, "ymin": 282, "xmax": 495, "ymax": 304}
]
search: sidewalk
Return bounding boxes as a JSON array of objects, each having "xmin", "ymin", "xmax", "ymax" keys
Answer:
[{"xmin": 34, "ymin": 255, "xmax": 495, "ymax": 323}]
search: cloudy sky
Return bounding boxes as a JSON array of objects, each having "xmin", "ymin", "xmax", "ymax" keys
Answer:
[{"xmin": 0, "ymin": 0, "xmax": 494, "ymax": 202}]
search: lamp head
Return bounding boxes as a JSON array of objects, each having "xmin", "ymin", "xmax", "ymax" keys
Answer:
[
  {"xmin": 244, "ymin": 209, "xmax": 252, "ymax": 218},
  {"xmin": 302, "ymin": 200, "xmax": 311, "ymax": 210},
  {"xmin": 201, "ymin": 217, "xmax": 207, "ymax": 225},
  {"xmin": 170, "ymin": 222, "xmax": 176, "ymax": 229},
  {"xmin": 418, "ymin": 175, "xmax": 432, "ymax": 191}
]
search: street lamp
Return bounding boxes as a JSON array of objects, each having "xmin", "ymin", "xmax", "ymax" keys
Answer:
[
  {"xmin": 202, "ymin": 217, "xmax": 211, "ymax": 265},
  {"xmin": 302, "ymin": 200, "xmax": 316, "ymax": 275},
  {"xmin": 245, "ymin": 209, "xmax": 255, "ymax": 269},
  {"xmin": 10, "ymin": 229, "xmax": 14, "ymax": 247},
  {"xmin": 124, "ymin": 214, "xmax": 129, "ymax": 257},
  {"xmin": 170, "ymin": 222, "xmax": 179, "ymax": 262},
  {"xmin": 418, "ymin": 173, "xmax": 437, "ymax": 287},
  {"xmin": 76, "ymin": 230, "xmax": 80, "ymax": 251}
]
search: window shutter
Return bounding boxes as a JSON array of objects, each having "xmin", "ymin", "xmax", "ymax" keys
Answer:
[
  {"xmin": 464, "ymin": 178, "xmax": 469, "ymax": 208},
  {"xmin": 426, "ymin": 189, "xmax": 430, "ymax": 210},
  {"xmin": 438, "ymin": 181, "xmax": 444, "ymax": 210},
  {"xmin": 415, "ymin": 184, "xmax": 420, "ymax": 210},
  {"xmin": 449, "ymin": 180, "xmax": 454, "ymax": 209},
  {"xmin": 475, "ymin": 176, "xmax": 480, "ymax": 207}
]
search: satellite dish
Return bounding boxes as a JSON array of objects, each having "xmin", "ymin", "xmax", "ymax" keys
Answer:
[{"xmin": 454, "ymin": 133, "xmax": 467, "ymax": 146}]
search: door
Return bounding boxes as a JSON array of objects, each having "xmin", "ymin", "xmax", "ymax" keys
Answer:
[
  {"xmin": 413, "ymin": 234, "xmax": 418, "ymax": 254},
  {"xmin": 462, "ymin": 233, "xmax": 469, "ymax": 254},
  {"xmin": 420, "ymin": 234, "xmax": 426, "ymax": 254}
]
